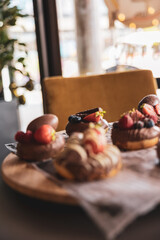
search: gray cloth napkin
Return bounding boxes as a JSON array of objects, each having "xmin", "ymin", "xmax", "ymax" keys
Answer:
[{"xmin": 31, "ymin": 144, "xmax": 160, "ymax": 240}]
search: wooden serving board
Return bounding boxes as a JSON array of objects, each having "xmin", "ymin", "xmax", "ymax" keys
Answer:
[{"xmin": 1, "ymin": 153, "xmax": 77, "ymax": 204}]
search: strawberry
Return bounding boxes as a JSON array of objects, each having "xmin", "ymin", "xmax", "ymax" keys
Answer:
[
  {"xmin": 141, "ymin": 103, "xmax": 158, "ymax": 123},
  {"xmin": 118, "ymin": 114, "xmax": 134, "ymax": 129},
  {"xmin": 83, "ymin": 127, "xmax": 106, "ymax": 154},
  {"xmin": 15, "ymin": 131, "xmax": 26, "ymax": 143},
  {"xmin": 34, "ymin": 124, "xmax": 55, "ymax": 144},
  {"xmin": 83, "ymin": 110, "xmax": 106, "ymax": 123},
  {"xmin": 154, "ymin": 103, "xmax": 160, "ymax": 115},
  {"xmin": 84, "ymin": 139, "xmax": 105, "ymax": 154},
  {"xmin": 130, "ymin": 109, "xmax": 144, "ymax": 121},
  {"xmin": 24, "ymin": 130, "xmax": 33, "ymax": 143}
]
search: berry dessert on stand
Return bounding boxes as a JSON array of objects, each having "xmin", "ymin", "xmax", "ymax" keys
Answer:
[
  {"xmin": 15, "ymin": 114, "xmax": 65, "ymax": 161},
  {"xmin": 54, "ymin": 125, "xmax": 121, "ymax": 181},
  {"xmin": 65, "ymin": 107, "xmax": 108, "ymax": 136},
  {"xmin": 138, "ymin": 94, "xmax": 160, "ymax": 126},
  {"xmin": 111, "ymin": 109, "xmax": 160, "ymax": 150}
]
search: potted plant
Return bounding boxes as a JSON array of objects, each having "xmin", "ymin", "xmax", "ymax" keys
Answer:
[{"xmin": 0, "ymin": 0, "xmax": 34, "ymax": 104}]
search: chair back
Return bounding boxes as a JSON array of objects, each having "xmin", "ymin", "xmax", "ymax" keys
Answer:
[{"xmin": 43, "ymin": 70, "xmax": 157, "ymax": 130}]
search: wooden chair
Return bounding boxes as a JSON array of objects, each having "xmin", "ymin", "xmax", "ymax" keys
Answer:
[{"xmin": 43, "ymin": 70, "xmax": 157, "ymax": 130}]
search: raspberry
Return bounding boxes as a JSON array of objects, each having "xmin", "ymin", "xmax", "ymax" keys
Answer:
[
  {"xmin": 24, "ymin": 130, "xmax": 33, "ymax": 143},
  {"xmin": 118, "ymin": 114, "xmax": 134, "ymax": 129},
  {"xmin": 15, "ymin": 131, "xmax": 26, "ymax": 143}
]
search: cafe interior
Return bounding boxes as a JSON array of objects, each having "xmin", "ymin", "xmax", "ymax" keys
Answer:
[{"xmin": 1, "ymin": 0, "xmax": 160, "ymax": 240}]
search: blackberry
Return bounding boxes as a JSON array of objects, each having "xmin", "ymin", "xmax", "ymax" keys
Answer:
[
  {"xmin": 68, "ymin": 115, "xmax": 82, "ymax": 123},
  {"xmin": 113, "ymin": 121, "xmax": 119, "ymax": 129},
  {"xmin": 144, "ymin": 118, "xmax": 155, "ymax": 128},
  {"xmin": 133, "ymin": 121, "xmax": 144, "ymax": 129}
]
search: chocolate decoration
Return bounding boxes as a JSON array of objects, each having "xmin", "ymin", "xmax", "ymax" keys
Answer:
[
  {"xmin": 76, "ymin": 107, "xmax": 103, "ymax": 118},
  {"xmin": 27, "ymin": 114, "xmax": 58, "ymax": 132},
  {"xmin": 138, "ymin": 94, "xmax": 160, "ymax": 111}
]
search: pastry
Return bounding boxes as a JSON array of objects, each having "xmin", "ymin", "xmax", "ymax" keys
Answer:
[
  {"xmin": 54, "ymin": 125, "xmax": 122, "ymax": 181},
  {"xmin": 138, "ymin": 94, "xmax": 160, "ymax": 126},
  {"xmin": 15, "ymin": 114, "xmax": 65, "ymax": 161},
  {"xmin": 66, "ymin": 107, "xmax": 108, "ymax": 136},
  {"xmin": 112, "ymin": 109, "xmax": 160, "ymax": 150}
]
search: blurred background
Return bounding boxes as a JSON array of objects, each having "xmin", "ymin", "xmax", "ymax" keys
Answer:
[{"xmin": 1, "ymin": 0, "xmax": 160, "ymax": 130}]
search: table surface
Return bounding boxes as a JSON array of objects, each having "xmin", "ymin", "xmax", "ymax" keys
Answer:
[{"xmin": 1, "ymin": 100, "xmax": 160, "ymax": 240}]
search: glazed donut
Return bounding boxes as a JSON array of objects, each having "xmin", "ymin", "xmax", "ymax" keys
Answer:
[
  {"xmin": 111, "ymin": 109, "xmax": 160, "ymax": 150},
  {"xmin": 66, "ymin": 107, "xmax": 108, "ymax": 136},
  {"xmin": 54, "ymin": 127, "xmax": 122, "ymax": 181},
  {"xmin": 17, "ymin": 134, "xmax": 65, "ymax": 161},
  {"xmin": 112, "ymin": 126, "xmax": 160, "ymax": 150},
  {"xmin": 15, "ymin": 114, "xmax": 65, "ymax": 162},
  {"xmin": 27, "ymin": 114, "xmax": 58, "ymax": 132}
]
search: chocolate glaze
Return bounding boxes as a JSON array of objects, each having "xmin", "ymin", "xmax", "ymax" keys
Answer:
[
  {"xmin": 112, "ymin": 126, "xmax": 160, "ymax": 144},
  {"xmin": 17, "ymin": 134, "xmax": 65, "ymax": 161},
  {"xmin": 27, "ymin": 114, "xmax": 58, "ymax": 132},
  {"xmin": 66, "ymin": 118, "xmax": 108, "ymax": 136}
]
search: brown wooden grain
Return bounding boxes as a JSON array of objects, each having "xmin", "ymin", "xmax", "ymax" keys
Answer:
[{"xmin": 1, "ymin": 153, "xmax": 77, "ymax": 204}]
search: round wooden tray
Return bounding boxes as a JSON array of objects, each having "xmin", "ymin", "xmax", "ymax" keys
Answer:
[{"xmin": 1, "ymin": 153, "xmax": 77, "ymax": 204}]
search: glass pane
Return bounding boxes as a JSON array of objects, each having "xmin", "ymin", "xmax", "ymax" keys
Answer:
[
  {"xmin": 56, "ymin": 0, "xmax": 160, "ymax": 78},
  {"xmin": 9, "ymin": 0, "xmax": 43, "ymax": 130}
]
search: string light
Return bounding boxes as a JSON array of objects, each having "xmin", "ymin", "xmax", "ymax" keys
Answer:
[
  {"xmin": 118, "ymin": 13, "xmax": 126, "ymax": 22},
  {"xmin": 152, "ymin": 18, "xmax": 159, "ymax": 26},
  {"xmin": 148, "ymin": 6, "xmax": 155, "ymax": 15},
  {"xmin": 129, "ymin": 22, "xmax": 136, "ymax": 29}
]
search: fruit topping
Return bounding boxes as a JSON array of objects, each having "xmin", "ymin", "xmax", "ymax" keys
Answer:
[
  {"xmin": 113, "ymin": 121, "xmax": 119, "ymax": 129},
  {"xmin": 118, "ymin": 114, "xmax": 134, "ymax": 129},
  {"xmin": 83, "ymin": 110, "xmax": 106, "ymax": 123},
  {"xmin": 24, "ymin": 130, "xmax": 33, "ymax": 143},
  {"xmin": 144, "ymin": 118, "xmax": 155, "ymax": 128},
  {"xmin": 15, "ymin": 131, "xmax": 26, "ymax": 143},
  {"xmin": 129, "ymin": 109, "xmax": 144, "ymax": 121},
  {"xmin": 138, "ymin": 94, "xmax": 159, "ymax": 111},
  {"xmin": 133, "ymin": 121, "xmax": 144, "ymax": 129},
  {"xmin": 140, "ymin": 103, "xmax": 158, "ymax": 123},
  {"xmin": 154, "ymin": 103, "xmax": 160, "ymax": 115},
  {"xmin": 15, "ymin": 130, "xmax": 33, "ymax": 143},
  {"xmin": 68, "ymin": 115, "xmax": 82, "ymax": 123},
  {"xmin": 83, "ymin": 126, "xmax": 106, "ymax": 155},
  {"xmin": 34, "ymin": 124, "xmax": 55, "ymax": 144}
]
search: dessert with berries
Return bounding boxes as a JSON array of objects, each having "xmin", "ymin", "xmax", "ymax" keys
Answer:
[
  {"xmin": 15, "ymin": 114, "xmax": 65, "ymax": 161},
  {"xmin": 112, "ymin": 109, "xmax": 160, "ymax": 150},
  {"xmin": 138, "ymin": 94, "xmax": 160, "ymax": 126},
  {"xmin": 65, "ymin": 107, "xmax": 108, "ymax": 136},
  {"xmin": 54, "ymin": 125, "xmax": 121, "ymax": 181}
]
